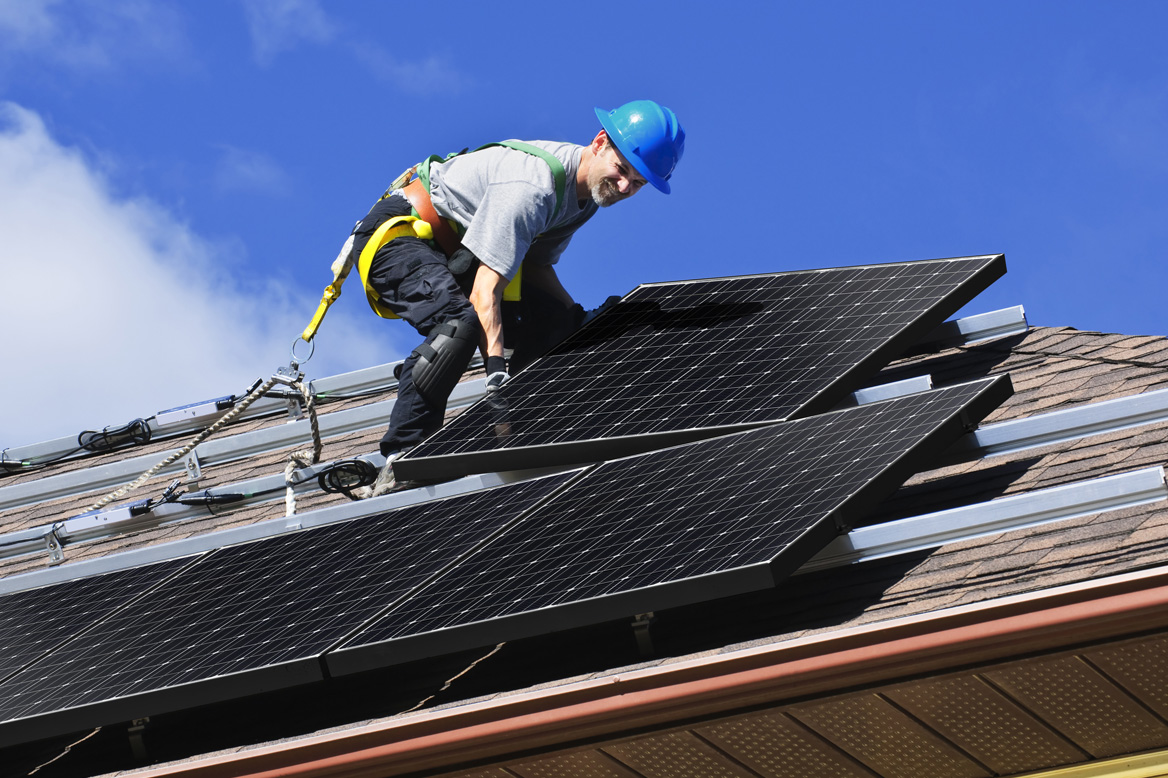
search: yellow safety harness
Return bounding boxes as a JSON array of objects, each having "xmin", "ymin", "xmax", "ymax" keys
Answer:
[{"xmin": 302, "ymin": 141, "xmax": 563, "ymax": 341}]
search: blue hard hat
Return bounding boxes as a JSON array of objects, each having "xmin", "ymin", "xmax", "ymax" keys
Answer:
[{"xmin": 594, "ymin": 100, "xmax": 685, "ymax": 194}]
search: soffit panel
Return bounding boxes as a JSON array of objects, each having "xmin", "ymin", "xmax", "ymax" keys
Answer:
[
  {"xmin": 983, "ymin": 655, "xmax": 1168, "ymax": 758},
  {"xmin": 1085, "ymin": 634, "xmax": 1168, "ymax": 721},
  {"xmin": 790, "ymin": 694, "xmax": 992, "ymax": 778},
  {"xmin": 509, "ymin": 749, "xmax": 641, "ymax": 778},
  {"xmin": 884, "ymin": 673, "xmax": 1086, "ymax": 774},
  {"xmin": 602, "ymin": 730, "xmax": 757, "ymax": 778},
  {"xmin": 696, "ymin": 711, "xmax": 877, "ymax": 778}
]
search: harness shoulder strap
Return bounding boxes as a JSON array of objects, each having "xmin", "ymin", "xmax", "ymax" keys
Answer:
[
  {"xmin": 480, "ymin": 141, "xmax": 567, "ymax": 221},
  {"xmin": 417, "ymin": 142, "xmax": 567, "ymax": 221}
]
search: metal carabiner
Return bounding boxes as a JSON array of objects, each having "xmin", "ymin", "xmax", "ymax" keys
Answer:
[{"xmin": 289, "ymin": 336, "xmax": 315, "ymax": 372}]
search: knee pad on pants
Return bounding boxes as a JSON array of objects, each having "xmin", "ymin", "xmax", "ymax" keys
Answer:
[{"xmin": 411, "ymin": 317, "xmax": 480, "ymax": 406}]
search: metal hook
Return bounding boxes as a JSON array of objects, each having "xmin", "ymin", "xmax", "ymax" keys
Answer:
[{"xmin": 291, "ymin": 336, "xmax": 315, "ymax": 368}]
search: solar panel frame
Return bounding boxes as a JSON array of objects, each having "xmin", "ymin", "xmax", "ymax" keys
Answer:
[
  {"xmin": 329, "ymin": 375, "xmax": 1013, "ymax": 676},
  {"xmin": 395, "ymin": 255, "xmax": 1006, "ymax": 482},
  {"xmin": 0, "ymin": 473, "xmax": 578, "ymax": 748}
]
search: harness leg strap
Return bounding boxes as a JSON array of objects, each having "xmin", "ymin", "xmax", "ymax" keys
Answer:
[{"xmin": 411, "ymin": 318, "xmax": 480, "ymax": 406}]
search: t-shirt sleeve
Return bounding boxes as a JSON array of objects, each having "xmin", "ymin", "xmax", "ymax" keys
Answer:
[{"xmin": 458, "ymin": 158, "xmax": 558, "ymax": 280}]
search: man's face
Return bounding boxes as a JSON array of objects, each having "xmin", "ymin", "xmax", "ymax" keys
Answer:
[{"xmin": 588, "ymin": 138, "xmax": 648, "ymax": 207}]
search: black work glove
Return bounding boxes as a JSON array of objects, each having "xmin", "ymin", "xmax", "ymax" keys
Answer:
[
  {"xmin": 447, "ymin": 246, "xmax": 478, "ymax": 276},
  {"xmin": 581, "ymin": 295, "xmax": 623, "ymax": 327}
]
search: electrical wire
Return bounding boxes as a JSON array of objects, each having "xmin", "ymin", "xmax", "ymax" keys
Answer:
[
  {"xmin": 316, "ymin": 459, "xmax": 379, "ymax": 500},
  {"xmin": 176, "ymin": 483, "xmax": 286, "ymax": 508},
  {"xmin": 177, "ymin": 491, "xmax": 248, "ymax": 508},
  {"xmin": 269, "ymin": 386, "xmax": 395, "ymax": 403},
  {"xmin": 1, "ymin": 445, "xmax": 86, "ymax": 476},
  {"xmin": 78, "ymin": 419, "xmax": 152, "ymax": 453}
]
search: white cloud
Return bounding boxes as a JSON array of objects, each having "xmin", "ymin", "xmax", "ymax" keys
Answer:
[
  {"xmin": 355, "ymin": 47, "xmax": 471, "ymax": 95},
  {"xmin": 241, "ymin": 0, "xmax": 335, "ymax": 66},
  {"xmin": 0, "ymin": 103, "xmax": 405, "ymax": 449},
  {"xmin": 0, "ymin": 0, "xmax": 190, "ymax": 73},
  {"xmin": 214, "ymin": 145, "xmax": 292, "ymax": 196},
  {"xmin": 0, "ymin": 0, "xmax": 58, "ymax": 42}
]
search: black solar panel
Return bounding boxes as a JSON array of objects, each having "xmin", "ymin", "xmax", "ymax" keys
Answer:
[
  {"xmin": 329, "ymin": 375, "xmax": 1012, "ymax": 675},
  {"xmin": 395, "ymin": 255, "xmax": 1006, "ymax": 482},
  {"xmin": 0, "ymin": 559, "xmax": 192, "ymax": 684},
  {"xmin": 0, "ymin": 473, "xmax": 574, "ymax": 747}
]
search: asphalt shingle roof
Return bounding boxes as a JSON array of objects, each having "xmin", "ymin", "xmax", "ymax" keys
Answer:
[{"xmin": 3, "ymin": 324, "xmax": 1168, "ymax": 776}]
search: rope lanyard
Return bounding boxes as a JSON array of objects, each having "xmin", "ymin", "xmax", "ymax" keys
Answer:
[{"xmin": 83, "ymin": 363, "xmax": 323, "ymax": 518}]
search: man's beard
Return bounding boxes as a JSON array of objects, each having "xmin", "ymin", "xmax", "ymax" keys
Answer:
[{"xmin": 590, "ymin": 177, "xmax": 622, "ymax": 207}]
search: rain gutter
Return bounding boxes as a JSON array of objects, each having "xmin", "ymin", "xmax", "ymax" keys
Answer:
[{"xmin": 122, "ymin": 564, "xmax": 1168, "ymax": 778}]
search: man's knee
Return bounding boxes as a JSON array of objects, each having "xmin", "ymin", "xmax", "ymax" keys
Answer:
[{"xmin": 410, "ymin": 316, "xmax": 481, "ymax": 406}]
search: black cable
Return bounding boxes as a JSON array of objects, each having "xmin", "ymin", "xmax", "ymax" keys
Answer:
[
  {"xmin": 177, "ymin": 491, "xmax": 248, "ymax": 507},
  {"xmin": 2, "ymin": 415, "xmax": 159, "ymax": 478},
  {"xmin": 175, "ymin": 482, "xmax": 287, "ymax": 508},
  {"xmin": 317, "ymin": 459, "xmax": 379, "ymax": 500},
  {"xmin": 271, "ymin": 386, "xmax": 393, "ymax": 403},
  {"xmin": 1, "ymin": 445, "xmax": 86, "ymax": 476},
  {"xmin": 77, "ymin": 419, "xmax": 152, "ymax": 453}
]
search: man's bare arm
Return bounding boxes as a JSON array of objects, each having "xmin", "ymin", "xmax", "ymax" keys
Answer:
[{"xmin": 468, "ymin": 262, "xmax": 510, "ymax": 359}]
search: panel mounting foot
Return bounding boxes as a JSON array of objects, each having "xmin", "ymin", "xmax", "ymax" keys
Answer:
[
  {"xmin": 128, "ymin": 717, "xmax": 150, "ymax": 761},
  {"xmin": 632, "ymin": 612, "xmax": 656, "ymax": 657}
]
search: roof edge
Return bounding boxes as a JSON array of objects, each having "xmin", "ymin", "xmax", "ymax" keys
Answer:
[{"xmin": 120, "ymin": 562, "xmax": 1168, "ymax": 778}]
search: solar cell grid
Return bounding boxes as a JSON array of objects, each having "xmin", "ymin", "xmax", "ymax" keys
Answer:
[
  {"xmin": 0, "ymin": 473, "xmax": 574, "ymax": 741},
  {"xmin": 0, "ymin": 559, "xmax": 191, "ymax": 683},
  {"xmin": 332, "ymin": 376, "xmax": 1012, "ymax": 673},
  {"xmin": 397, "ymin": 256, "xmax": 1005, "ymax": 481}
]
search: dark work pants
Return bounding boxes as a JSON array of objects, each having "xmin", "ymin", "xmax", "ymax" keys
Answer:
[
  {"xmin": 354, "ymin": 196, "xmax": 479, "ymax": 456},
  {"xmin": 354, "ymin": 195, "xmax": 584, "ymax": 458}
]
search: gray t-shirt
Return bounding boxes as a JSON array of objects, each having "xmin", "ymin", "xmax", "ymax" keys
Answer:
[{"xmin": 427, "ymin": 140, "xmax": 598, "ymax": 280}]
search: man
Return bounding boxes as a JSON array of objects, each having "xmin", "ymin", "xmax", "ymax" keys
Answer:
[{"xmin": 353, "ymin": 100, "xmax": 684, "ymax": 493}]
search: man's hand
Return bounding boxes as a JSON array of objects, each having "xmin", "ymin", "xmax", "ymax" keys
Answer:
[{"xmin": 485, "ymin": 355, "xmax": 509, "ymax": 392}]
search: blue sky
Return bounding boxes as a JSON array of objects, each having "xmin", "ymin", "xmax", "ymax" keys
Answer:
[{"xmin": 3, "ymin": 0, "xmax": 1167, "ymax": 447}]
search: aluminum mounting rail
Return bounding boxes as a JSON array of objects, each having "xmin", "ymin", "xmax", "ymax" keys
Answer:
[
  {"xmin": 800, "ymin": 466, "xmax": 1168, "ymax": 572},
  {"xmin": 951, "ymin": 385, "xmax": 1168, "ymax": 457},
  {"xmin": 2, "ymin": 357, "xmax": 493, "ymax": 473},
  {"xmin": 0, "ymin": 359, "xmax": 409, "ymax": 472},
  {"xmin": 7, "ymin": 464, "xmax": 1165, "ymax": 597},
  {"xmin": 0, "ymin": 379, "xmax": 489, "ymax": 514},
  {"xmin": 915, "ymin": 305, "xmax": 1029, "ymax": 349},
  {"xmin": 3, "ymin": 307, "xmax": 1025, "ymax": 468},
  {"xmin": 0, "ymin": 465, "xmax": 584, "ymax": 595},
  {"xmin": 0, "ymin": 375, "xmax": 941, "ymax": 564}
]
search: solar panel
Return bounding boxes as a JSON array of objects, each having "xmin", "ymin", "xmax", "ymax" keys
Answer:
[
  {"xmin": 0, "ymin": 473, "xmax": 574, "ymax": 747},
  {"xmin": 0, "ymin": 559, "xmax": 192, "ymax": 684},
  {"xmin": 329, "ymin": 375, "xmax": 1012, "ymax": 675},
  {"xmin": 395, "ymin": 255, "xmax": 1006, "ymax": 482}
]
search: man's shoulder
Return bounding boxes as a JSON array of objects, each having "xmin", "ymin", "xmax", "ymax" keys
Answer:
[{"xmin": 490, "ymin": 140, "xmax": 583, "ymax": 174}]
